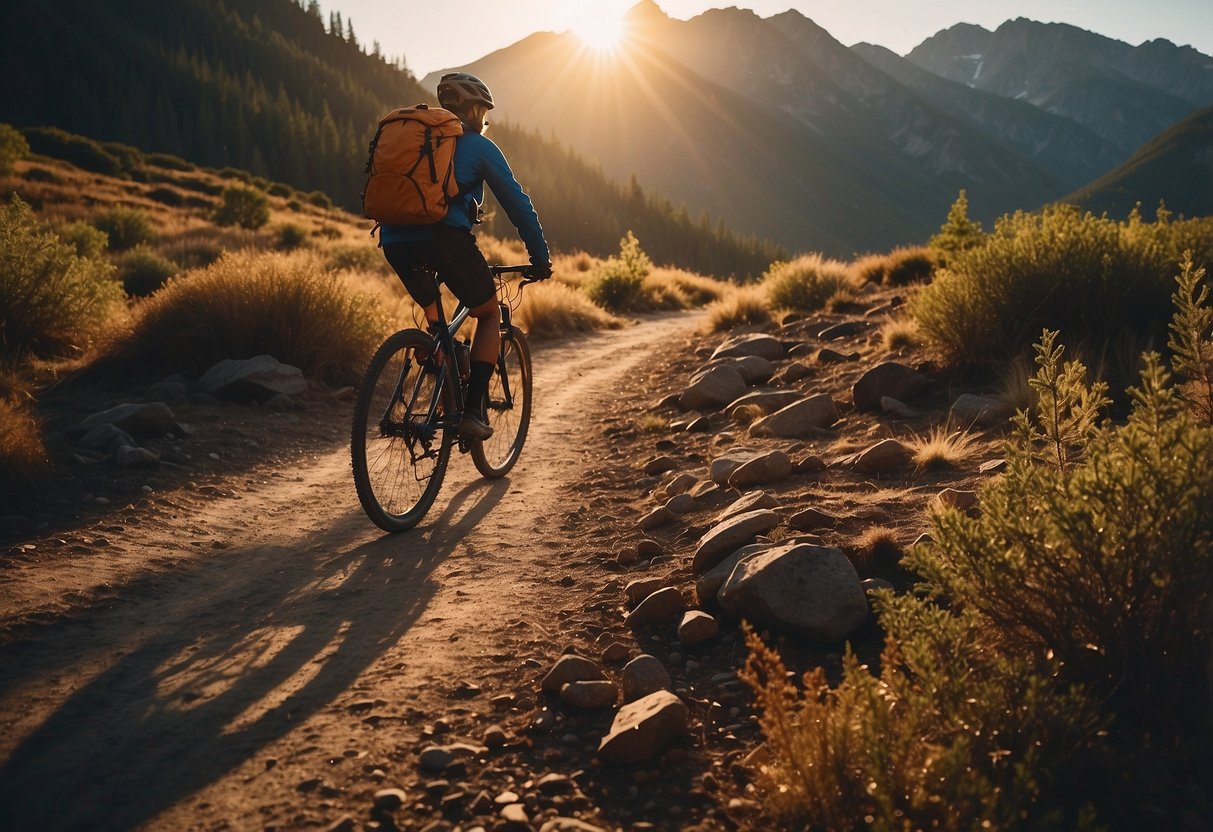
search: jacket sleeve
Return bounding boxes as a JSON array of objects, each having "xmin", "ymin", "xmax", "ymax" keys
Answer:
[{"xmin": 479, "ymin": 138, "xmax": 550, "ymax": 264}]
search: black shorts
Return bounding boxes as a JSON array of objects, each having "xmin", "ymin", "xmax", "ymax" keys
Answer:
[{"xmin": 382, "ymin": 225, "xmax": 495, "ymax": 309}]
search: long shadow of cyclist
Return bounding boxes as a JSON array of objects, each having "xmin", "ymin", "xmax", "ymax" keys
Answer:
[{"xmin": 0, "ymin": 475, "xmax": 510, "ymax": 831}]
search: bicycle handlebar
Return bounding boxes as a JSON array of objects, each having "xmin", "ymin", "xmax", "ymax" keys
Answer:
[{"xmin": 491, "ymin": 263, "xmax": 551, "ymax": 286}]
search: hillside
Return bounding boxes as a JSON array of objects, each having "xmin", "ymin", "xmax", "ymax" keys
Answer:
[
  {"xmin": 1061, "ymin": 105, "xmax": 1213, "ymax": 219},
  {"xmin": 0, "ymin": 0, "xmax": 775, "ymax": 276}
]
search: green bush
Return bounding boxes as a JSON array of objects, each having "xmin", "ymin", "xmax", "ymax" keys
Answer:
[
  {"xmin": 762, "ymin": 253, "xmax": 851, "ymax": 312},
  {"xmin": 0, "ymin": 123, "xmax": 30, "ymax": 175},
  {"xmin": 217, "ymin": 166, "xmax": 252, "ymax": 184},
  {"xmin": 306, "ymin": 190, "xmax": 332, "ymax": 209},
  {"xmin": 118, "ymin": 245, "xmax": 179, "ymax": 296},
  {"xmin": 93, "ymin": 205, "xmax": 154, "ymax": 251},
  {"xmin": 929, "ymin": 189, "xmax": 986, "ymax": 264},
  {"xmin": 883, "ymin": 245, "xmax": 937, "ymax": 285},
  {"xmin": 214, "ymin": 185, "xmax": 270, "ymax": 230},
  {"xmin": 21, "ymin": 126, "xmax": 123, "ymax": 176},
  {"xmin": 0, "ymin": 195, "xmax": 123, "ymax": 358},
  {"xmin": 584, "ymin": 231, "xmax": 651, "ymax": 312},
  {"xmin": 268, "ymin": 182, "xmax": 293, "ymax": 198},
  {"xmin": 276, "ymin": 222, "xmax": 309, "ymax": 251},
  {"xmin": 59, "ymin": 221, "xmax": 109, "ymax": 258},
  {"xmin": 324, "ymin": 243, "xmax": 381, "ymax": 273},
  {"xmin": 912, "ymin": 204, "xmax": 1213, "ymax": 368},
  {"xmin": 1168, "ymin": 252, "xmax": 1213, "ymax": 422},
  {"xmin": 99, "ymin": 251, "xmax": 387, "ymax": 384}
]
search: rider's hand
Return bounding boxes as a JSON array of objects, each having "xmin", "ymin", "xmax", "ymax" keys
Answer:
[{"xmin": 526, "ymin": 262, "xmax": 553, "ymax": 281}]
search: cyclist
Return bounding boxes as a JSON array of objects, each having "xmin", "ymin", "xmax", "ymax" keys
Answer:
[{"xmin": 380, "ymin": 72, "xmax": 551, "ymax": 441}]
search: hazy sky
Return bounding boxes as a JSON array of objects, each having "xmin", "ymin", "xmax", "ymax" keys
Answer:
[{"xmin": 327, "ymin": 0, "xmax": 1213, "ymax": 79}]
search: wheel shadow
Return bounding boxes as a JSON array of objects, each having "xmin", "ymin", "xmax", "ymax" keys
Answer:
[{"xmin": 0, "ymin": 474, "xmax": 510, "ymax": 832}]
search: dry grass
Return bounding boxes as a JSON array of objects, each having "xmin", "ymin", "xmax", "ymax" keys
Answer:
[
  {"xmin": 907, "ymin": 425, "xmax": 981, "ymax": 470},
  {"xmin": 881, "ymin": 317, "xmax": 922, "ymax": 352},
  {"xmin": 849, "ymin": 526, "xmax": 905, "ymax": 576},
  {"xmin": 731, "ymin": 403, "xmax": 766, "ymax": 427},
  {"xmin": 764, "ymin": 253, "xmax": 855, "ymax": 313},
  {"xmin": 513, "ymin": 279, "xmax": 621, "ymax": 340},
  {"xmin": 704, "ymin": 286, "xmax": 773, "ymax": 332},
  {"xmin": 0, "ymin": 395, "xmax": 48, "ymax": 494},
  {"xmin": 636, "ymin": 413, "xmax": 667, "ymax": 434}
]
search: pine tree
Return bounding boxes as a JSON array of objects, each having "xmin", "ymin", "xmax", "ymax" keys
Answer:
[{"xmin": 929, "ymin": 189, "xmax": 985, "ymax": 264}]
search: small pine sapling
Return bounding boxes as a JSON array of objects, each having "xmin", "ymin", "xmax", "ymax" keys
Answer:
[{"xmin": 1167, "ymin": 250, "xmax": 1213, "ymax": 423}]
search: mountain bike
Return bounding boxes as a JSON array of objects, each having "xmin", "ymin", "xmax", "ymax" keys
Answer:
[{"xmin": 351, "ymin": 264, "xmax": 543, "ymax": 532}]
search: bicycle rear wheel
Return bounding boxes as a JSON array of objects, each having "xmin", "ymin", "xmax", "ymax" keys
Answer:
[
  {"xmin": 471, "ymin": 326, "xmax": 532, "ymax": 478},
  {"xmin": 351, "ymin": 329, "xmax": 454, "ymax": 532}
]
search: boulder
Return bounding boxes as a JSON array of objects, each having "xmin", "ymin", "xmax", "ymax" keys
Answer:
[
  {"xmin": 693, "ymin": 509, "xmax": 781, "ymax": 574},
  {"xmin": 788, "ymin": 507, "xmax": 838, "ymax": 531},
  {"xmin": 852, "ymin": 438, "xmax": 913, "ymax": 473},
  {"xmin": 663, "ymin": 493, "xmax": 696, "ymax": 515},
  {"xmin": 680, "ymin": 366, "xmax": 747, "ymax": 411},
  {"xmin": 710, "ymin": 333, "xmax": 784, "ymax": 361},
  {"xmin": 713, "ymin": 491, "xmax": 779, "ymax": 525},
  {"xmin": 727, "ymin": 451, "xmax": 792, "ymax": 488},
  {"xmin": 696, "ymin": 543, "xmax": 770, "ymax": 604},
  {"xmin": 598, "ymin": 691, "xmax": 688, "ymax": 763},
  {"xmin": 678, "ymin": 611, "xmax": 721, "ymax": 646},
  {"xmin": 852, "ymin": 362, "xmax": 929, "ymax": 411},
  {"xmin": 621, "ymin": 654, "xmax": 672, "ymax": 702},
  {"xmin": 541, "ymin": 655, "xmax": 605, "ymax": 693},
  {"xmin": 817, "ymin": 320, "xmax": 871, "ymax": 341},
  {"xmin": 625, "ymin": 587, "xmax": 685, "ymax": 626},
  {"xmin": 880, "ymin": 396, "xmax": 919, "ymax": 418},
  {"xmin": 76, "ymin": 423, "xmax": 135, "ymax": 453},
  {"xmin": 662, "ymin": 472, "xmax": 699, "ymax": 497},
  {"xmin": 560, "ymin": 680, "xmax": 618, "ymax": 709},
  {"xmin": 775, "ymin": 362, "xmax": 814, "ymax": 384},
  {"xmin": 115, "ymin": 445, "xmax": 161, "ymax": 468},
  {"xmin": 933, "ymin": 488, "xmax": 980, "ymax": 512},
  {"xmin": 643, "ymin": 455, "xmax": 677, "ymax": 476},
  {"xmin": 725, "ymin": 390, "xmax": 801, "ymax": 415},
  {"xmin": 717, "ymin": 543, "xmax": 868, "ymax": 641},
  {"xmin": 709, "ymin": 449, "xmax": 760, "ymax": 484},
  {"xmin": 950, "ymin": 394, "xmax": 1008, "ymax": 428},
  {"xmin": 749, "ymin": 395, "xmax": 838, "ymax": 438},
  {"xmin": 625, "ymin": 577, "xmax": 665, "ymax": 607},
  {"xmin": 638, "ymin": 506, "xmax": 676, "ymax": 531},
  {"xmin": 816, "ymin": 348, "xmax": 853, "ymax": 364},
  {"xmin": 198, "ymin": 355, "xmax": 307, "ymax": 402},
  {"xmin": 71, "ymin": 402, "xmax": 179, "ymax": 439},
  {"xmin": 705, "ymin": 355, "xmax": 775, "ymax": 385}
]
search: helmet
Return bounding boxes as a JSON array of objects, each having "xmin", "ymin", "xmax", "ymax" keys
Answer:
[{"xmin": 437, "ymin": 72, "xmax": 495, "ymax": 110}]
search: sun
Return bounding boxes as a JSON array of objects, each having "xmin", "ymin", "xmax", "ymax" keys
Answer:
[{"xmin": 569, "ymin": 3, "xmax": 629, "ymax": 54}]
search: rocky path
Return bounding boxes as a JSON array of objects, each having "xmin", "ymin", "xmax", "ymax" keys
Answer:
[{"xmin": 0, "ymin": 312, "xmax": 707, "ymax": 832}]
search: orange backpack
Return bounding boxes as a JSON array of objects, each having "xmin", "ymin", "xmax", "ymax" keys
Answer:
[{"xmin": 362, "ymin": 104, "xmax": 464, "ymax": 225}]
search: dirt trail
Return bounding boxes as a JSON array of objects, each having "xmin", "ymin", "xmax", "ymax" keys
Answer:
[{"xmin": 0, "ymin": 312, "xmax": 703, "ymax": 832}]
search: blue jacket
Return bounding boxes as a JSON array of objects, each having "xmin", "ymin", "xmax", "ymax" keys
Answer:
[{"xmin": 379, "ymin": 131, "xmax": 550, "ymax": 264}]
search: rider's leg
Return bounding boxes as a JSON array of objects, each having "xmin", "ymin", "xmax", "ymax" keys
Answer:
[{"xmin": 465, "ymin": 297, "xmax": 501, "ymax": 423}]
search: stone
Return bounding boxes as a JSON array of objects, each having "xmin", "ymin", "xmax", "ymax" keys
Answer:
[
  {"xmin": 686, "ymin": 416, "xmax": 714, "ymax": 432},
  {"xmin": 775, "ymin": 362, "xmax": 814, "ymax": 384},
  {"xmin": 326, "ymin": 816, "xmax": 356, "ymax": 832},
  {"xmin": 934, "ymin": 488, "xmax": 979, "ymax": 511},
  {"xmin": 950, "ymin": 393, "xmax": 1008, "ymax": 428},
  {"xmin": 717, "ymin": 543, "xmax": 868, "ymax": 641},
  {"xmin": 419, "ymin": 746, "xmax": 455, "ymax": 771},
  {"xmin": 71, "ymin": 402, "xmax": 179, "ymax": 439},
  {"xmin": 851, "ymin": 438, "xmax": 913, "ymax": 473},
  {"xmin": 471, "ymin": 790, "xmax": 495, "ymax": 815},
  {"xmin": 535, "ymin": 773, "xmax": 575, "ymax": 793},
  {"xmin": 539, "ymin": 819, "xmax": 609, "ymax": 832},
  {"xmin": 880, "ymin": 396, "xmax": 919, "ymax": 418},
  {"xmin": 689, "ymin": 480, "xmax": 718, "ymax": 499},
  {"xmin": 816, "ymin": 347, "xmax": 851, "ymax": 363},
  {"xmin": 663, "ymin": 493, "xmax": 696, "ymax": 515},
  {"xmin": 198, "ymin": 354, "xmax": 307, "ymax": 402},
  {"xmin": 817, "ymin": 320, "xmax": 870, "ymax": 340},
  {"xmin": 638, "ymin": 506, "xmax": 676, "ymax": 531},
  {"xmin": 796, "ymin": 454, "xmax": 827, "ymax": 473},
  {"xmin": 662, "ymin": 473, "xmax": 698, "ymax": 496},
  {"xmin": 705, "ymin": 355, "xmax": 775, "ymax": 385},
  {"xmin": 713, "ymin": 491, "xmax": 779, "ymax": 525},
  {"xmin": 727, "ymin": 451, "xmax": 793, "ymax": 488},
  {"xmin": 709, "ymin": 449, "xmax": 761, "ymax": 484},
  {"xmin": 601, "ymin": 642, "xmax": 630, "ymax": 663},
  {"xmin": 693, "ymin": 509, "xmax": 781, "ymax": 574},
  {"xmin": 500, "ymin": 803, "xmax": 529, "ymax": 824},
  {"xmin": 861, "ymin": 577, "xmax": 895, "ymax": 596},
  {"xmin": 597, "ymin": 691, "xmax": 689, "ymax": 763},
  {"xmin": 621, "ymin": 654, "xmax": 672, "ymax": 702},
  {"xmin": 77, "ymin": 423, "xmax": 135, "ymax": 453},
  {"xmin": 625, "ymin": 577, "xmax": 666, "ymax": 608},
  {"xmin": 636, "ymin": 539, "xmax": 664, "ymax": 557},
  {"xmin": 788, "ymin": 507, "xmax": 838, "ymax": 531},
  {"xmin": 680, "ymin": 366, "xmax": 747, "ymax": 411},
  {"xmin": 696, "ymin": 543, "xmax": 770, "ymax": 604},
  {"xmin": 541, "ymin": 655, "xmax": 605, "ymax": 693},
  {"xmin": 852, "ymin": 362, "xmax": 930, "ymax": 411},
  {"xmin": 979, "ymin": 458, "xmax": 1008, "ymax": 474},
  {"xmin": 372, "ymin": 788, "xmax": 408, "ymax": 811},
  {"xmin": 625, "ymin": 587, "xmax": 685, "ymax": 626},
  {"xmin": 643, "ymin": 455, "xmax": 676, "ymax": 476},
  {"xmin": 749, "ymin": 395, "xmax": 838, "ymax": 438},
  {"xmin": 725, "ymin": 390, "xmax": 801, "ymax": 415},
  {"xmin": 678, "ymin": 611, "xmax": 720, "ymax": 645},
  {"xmin": 484, "ymin": 725, "xmax": 507, "ymax": 747},
  {"xmin": 115, "ymin": 445, "xmax": 161, "ymax": 468},
  {"xmin": 710, "ymin": 333, "xmax": 784, "ymax": 361},
  {"xmin": 561, "ymin": 680, "xmax": 619, "ymax": 709}
]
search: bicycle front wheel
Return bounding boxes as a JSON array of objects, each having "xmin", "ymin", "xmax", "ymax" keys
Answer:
[
  {"xmin": 471, "ymin": 326, "xmax": 532, "ymax": 478},
  {"xmin": 351, "ymin": 329, "xmax": 454, "ymax": 532}
]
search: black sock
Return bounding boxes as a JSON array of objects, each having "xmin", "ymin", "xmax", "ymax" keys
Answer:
[{"xmin": 465, "ymin": 360, "xmax": 494, "ymax": 417}]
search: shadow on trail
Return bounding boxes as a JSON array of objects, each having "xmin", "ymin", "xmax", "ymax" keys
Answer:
[{"xmin": 0, "ymin": 475, "xmax": 510, "ymax": 832}]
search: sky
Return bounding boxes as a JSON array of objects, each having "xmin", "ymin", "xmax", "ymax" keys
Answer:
[{"xmin": 326, "ymin": 0, "xmax": 1213, "ymax": 79}]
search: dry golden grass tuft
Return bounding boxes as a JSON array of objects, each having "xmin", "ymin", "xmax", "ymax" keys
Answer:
[
  {"xmin": 881, "ymin": 317, "xmax": 922, "ymax": 352},
  {"xmin": 636, "ymin": 413, "xmax": 667, "ymax": 434},
  {"xmin": 513, "ymin": 279, "xmax": 621, "ymax": 340},
  {"xmin": 0, "ymin": 395, "xmax": 49, "ymax": 493},
  {"xmin": 764, "ymin": 253, "xmax": 856, "ymax": 313},
  {"xmin": 703, "ymin": 286, "xmax": 773, "ymax": 332},
  {"xmin": 908, "ymin": 425, "xmax": 980, "ymax": 470},
  {"xmin": 731, "ymin": 403, "xmax": 766, "ymax": 427},
  {"xmin": 849, "ymin": 526, "xmax": 905, "ymax": 576}
]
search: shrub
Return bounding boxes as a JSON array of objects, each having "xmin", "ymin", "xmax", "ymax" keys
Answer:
[
  {"xmin": 58, "ymin": 221, "xmax": 109, "ymax": 258},
  {"xmin": 880, "ymin": 317, "xmax": 920, "ymax": 351},
  {"xmin": 907, "ymin": 424, "xmax": 979, "ymax": 470},
  {"xmin": 93, "ymin": 205, "xmax": 154, "ymax": 251},
  {"xmin": 176, "ymin": 175, "xmax": 223, "ymax": 196},
  {"xmin": 911, "ymin": 204, "xmax": 1213, "ymax": 369},
  {"xmin": 0, "ymin": 394, "xmax": 48, "ymax": 494},
  {"xmin": 276, "ymin": 222, "xmax": 310, "ymax": 251},
  {"xmin": 514, "ymin": 279, "xmax": 620, "ymax": 339},
  {"xmin": 883, "ymin": 245, "xmax": 937, "ymax": 285},
  {"xmin": 217, "ymin": 166, "xmax": 252, "ymax": 184},
  {"xmin": 286, "ymin": 199, "xmax": 304, "ymax": 212},
  {"xmin": 99, "ymin": 251, "xmax": 386, "ymax": 384},
  {"xmin": 21, "ymin": 127, "xmax": 131, "ymax": 176},
  {"xmin": 267, "ymin": 182, "xmax": 293, "ymax": 198},
  {"xmin": 584, "ymin": 231, "xmax": 652, "ymax": 312},
  {"xmin": 929, "ymin": 188, "xmax": 986, "ymax": 264},
  {"xmin": 704, "ymin": 286, "xmax": 772, "ymax": 332},
  {"xmin": 21, "ymin": 167, "xmax": 59, "ymax": 183},
  {"xmin": 214, "ymin": 185, "xmax": 270, "ymax": 230},
  {"xmin": 146, "ymin": 186, "xmax": 184, "ymax": 207},
  {"xmin": 1168, "ymin": 251, "xmax": 1213, "ymax": 422},
  {"xmin": 0, "ymin": 195, "xmax": 123, "ymax": 358},
  {"xmin": 118, "ymin": 245, "xmax": 179, "ymax": 296},
  {"xmin": 763, "ymin": 253, "xmax": 851, "ymax": 312},
  {"xmin": 0, "ymin": 123, "xmax": 30, "ymax": 175},
  {"xmin": 324, "ymin": 243, "xmax": 382, "ymax": 273},
  {"xmin": 100, "ymin": 141, "xmax": 145, "ymax": 175},
  {"xmin": 307, "ymin": 190, "xmax": 332, "ymax": 209},
  {"xmin": 145, "ymin": 152, "xmax": 193, "ymax": 171}
]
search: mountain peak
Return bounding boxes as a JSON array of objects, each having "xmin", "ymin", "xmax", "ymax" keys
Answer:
[{"xmin": 625, "ymin": 0, "xmax": 669, "ymax": 24}]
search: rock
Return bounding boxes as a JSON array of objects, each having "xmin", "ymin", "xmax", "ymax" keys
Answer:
[
  {"xmin": 706, "ymin": 355, "xmax": 776, "ymax": 385},
  {"xmin": 950, "ymin": 393, "xmax": 1007, "ymax": 427},
  {"xmin": 76, "ymin": 423, "xmax": 135, "ymax": 453},
  {"xmin": 598, "ymin": 691, "xmax": 689, "ymax": 763},
  {"xmin": 419, "ymin": 746, "xmax": 455, "ymax": 772},
  {"xmin": 693, "ymin": 509, "xmax": 781, "ymax": 574},
  {"xmin": 643, "ymin": 455, "xmax": 676, "ymax": 476},
  {"xmin": 636, "ymin": 539, "xmax": 664, "ymax": 557},
  {"xmin": 709, "ymin": 449, "xmax": 761, "ymax": 484},
  {"xmin": 535, "ymin": 773, "xmax": 575, "ymax": 794},
  {"xmin": 710, "ymin": 333, "xmax": 784, "ymax": 361},
  {"xmin": 678, "ymin": 611, "xmax": 720, "ymax": 645},
  {"xmin": 484, "ymin": 724, "xmax": 507, "ymax": 747},
  {"xmin": 601, "ymin": 642, "xmax": 630, "ymax": 663},
  {"xmin": 725, "ymin": 390, "xmax": 801, "ymax": 415},
  {"xmin": 880, "ymin": 396, "xmax": 919, "ymax": 418},
  {"xmin": 788, "ymin": 507, "xmax": 838, "ymax": 531},
  {"xmin": 795, "ymin": 454, "xmax": 827, "ymax": 473},
  {"xmin": 861, "ymin": 577, "xmax": 895, "ymax": 597},
  {"xmin": 198, "ymin": 355, "xmax": 307, "ymax": 402},
  {"xmin": 851, "ymin": 438, "xmax": 913, "ymax": 473},
  {"xmin": 979, "ymin": 458, "xmax": 1008, "ymax": 474},
  {"xmin": 686, "ymin": 416, "xmax": 714, "ymax": 432},
  {"xmin": 471, "ymin": 790, "xmax": 495, "ymax": 815},
  {"xmin": 326, "ymin": 816, "xmax": 356, "ymax": 832},
  {"xmin": 696, "ymin": 543, "xmax": 770, "ymax": 604},
  {"xmin": 621, "ymin": 654, "xmax": 672, "ymax": 702},
  {"xmin": 560, "ymin": 680, "xmax": 619, "ymax": 709},
  {"xmin": 373, "ymin": 788, "xmax": 408, "ymax": 811},
  {"xmin": 71, "ymin": 402, "xmax": 179, "ymax": 439},
  {"xmin": 541, "ymin": 655, "xmax": 605, "ymax": 693},
  {"xmin": 775, "ymin": 362, "xmax": 814, "ymax": 384},
  {"xmin": 115, "ymin": 445, "xmax": 161, "ymax": 468},
  {"xmin": 680, "ymin": 366, "xmax": 747, "ymax": 411},
  {"xmin": 662, "ymin": 472, "xmax": 698, "ymax": 496},
  {"xmin": 664, "ymin": 493, "xmax": 696, "ymax": 515},
  {"xmin": 500, "ymin": 803, "xmax": 530, "ymax": 824},
  {"xmin": 816, "ymin": 347, "xmax": 855, "ymax": 363},
  {"xmin": 749, "ymin": 395, "xmax": 838, "ymax": 438},
  {"xmin": 852, "ymin": 362, "xmax": 930, "ymax": 411},
  {"xmin": 689, "ymin": 480, "xmax": 718, "ymax": 499},
  {"xmin": 638, "ymin": 506, "xmax": 676, "ymax": 531},
  {"xmin": 934, "ymin": 488, "xmax": 979, "ymax": 511},
  {"xmin": 539, "ymin": 819, "xmax": 609, "ymax": 832},
  {"xmin": 625, "ymin": 577, "xmax": 666, "ymax": 608},
  {"xmin": 817, "ymin": 321, "xmax": 870, "ymax": 340},
  {"xmin": 713, "ymin": 491, "xmax": 779, "ymax": 525},
  {"xmin": 727, "ymin": 450, "xmax": 792, "ymax": 488},
  {"xmin": 717, "ymin": 543, "xmax": 868, "ymax": 641},
  {"xmin": 625, "ymin": 587, "xmax": 685, "ymax": 626}
]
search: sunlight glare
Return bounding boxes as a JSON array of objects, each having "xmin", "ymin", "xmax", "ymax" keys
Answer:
[{"xmin": 569, "ymin": 3, "xmax": 628, "ymax": 54}]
